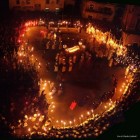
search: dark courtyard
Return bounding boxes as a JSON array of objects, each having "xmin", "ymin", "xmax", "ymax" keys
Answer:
[{"xmin": 24, "ymin": 26, "xmax": 127, "ymax": 125}]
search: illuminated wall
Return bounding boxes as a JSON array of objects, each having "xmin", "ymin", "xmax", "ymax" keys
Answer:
[
  {"xmin": 122, "ymin": 5, "xmax": 140, "ymax": 46},
  {"xmin": 9, "ymin": 0, "xmax": 64, "ymax": 11},
  {"xmin": 64, "ymin": 0, "xmax": 75, "ymax": 6},
  {"xmin": 81, "ymin": 0, "xmax": 117, "ymax": 22},
  {"xmin": 45, "ymin": 0, "xmax": 64, "ymax": 11}
]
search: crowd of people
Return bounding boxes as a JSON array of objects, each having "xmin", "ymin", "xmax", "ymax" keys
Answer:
[
  {"xmin": 0, "ymin": 11, "xmax": 139, "ymax": 139},
  {"xmin": 43, "ymin": 31, "xmax": 112, "ymax": 74},
  {"xmin": 0, "ymin": 11, "xmax": 50, "ymax": 137},
  {"xmin": 21, "ymin": 73, "xmax": 139, "ymax": 139},
  {"xmin": 38, "ymin": 25, "xmax": 119, "ymax": 112}
]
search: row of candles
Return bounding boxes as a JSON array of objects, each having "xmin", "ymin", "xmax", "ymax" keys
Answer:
[{"xmin": 13, "ymin": 20, "xmax": 138, "ymax": 137}]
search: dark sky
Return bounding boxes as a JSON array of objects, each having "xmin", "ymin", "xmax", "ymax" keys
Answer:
[{"xmin": 0, "ymin": 0, "xmax": 9, "ymax": 11}]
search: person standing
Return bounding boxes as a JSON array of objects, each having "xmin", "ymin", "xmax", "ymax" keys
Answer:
[
  {"xmin": 62, "ymin": 62, "xmax": 66, "ymax": 73},
  {"xmin": 69, "ymin": 56, "xmax": 72, "ymax": 64},
  {"xmin": 55, "ymin": 53, "xmax": 59, "ymax": 62},
  {"xmin": 58, "ymin": 55, "xmax": 62, "ymax": 65},
  {"xmin": 54, "ymin": 62, "xmax": 58, "ymax": 72},
  {"xmin": 73, "ymin": 55, "xmax": 77, "ymax": 64},
  {"xmin": 46, "ymin": 41, "xmax": 50, "ymax": 49},
  {"xmin": 59, "ymin": 41, "xmax": 62, "ymax": 50},
  {"xmin": 52, "ymin": 42, "xmax": 55, "ymax": 49},
  {"xmin": 68, "ymin": 62, "xmax": 73, "ymax": 72}
]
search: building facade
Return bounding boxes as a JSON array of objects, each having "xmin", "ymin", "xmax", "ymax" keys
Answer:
[
  {"xmin": 81, "ymin": 0, "xmax": 117, "ymax": 22},
  {"xmin": 122, "ymin": 5, "xmax": 140, "ymax": 46},
  {"xmin": 9, "ymin": 0, "xmax": 64, "ymax": 11},
  {"xmin": 64, "ymin": 0, "xmax": 75, "ymax": 6}
]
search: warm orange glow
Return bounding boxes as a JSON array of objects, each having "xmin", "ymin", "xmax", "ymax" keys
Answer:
[
  {"xmin": 12, "ymin": 19, "xmax": 136, "ymax": 138},
  {"xmin": 65, "ymin": 46, "xmax": 80, "ymax": 53}
]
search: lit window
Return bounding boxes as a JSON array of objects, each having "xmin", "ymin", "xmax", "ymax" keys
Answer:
[
  {"xmin": 16, "ymin": 0, "xmax": 20, "ymax": 5},
  {"xmin": 89, "ymin": 4, "xmax": 94, "ymax": 10},
  {"xmin": 46, "ymin": 0, "xmax": 50, "ymax": 4}
]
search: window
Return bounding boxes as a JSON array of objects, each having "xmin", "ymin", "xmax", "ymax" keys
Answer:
[
  {"xmin": 46, "ymin": 0, "xmax": 50, "ymax": 4},
  {"xmin": 26, "ymin": 0, "xmax": 31, "ymax": 4},
  {"xmin": 88, "ymin": 15, "xmax": 92, "ymax": 19},
  {"xmin": 56, "ymin": 0, "xmax": 60, "ymax": 4},
  {"xmin": 136, "ymin": 19, "xmax": 140, "ymax": 31},
  {"xmin": 35, "ymin": 4, "xmax": 41, "ymax": 10},
  {"xmin": 89, "ymin": 4, "xmax": 94, "ymax": 10},
  {"xmin": 16, "ymin": 0, "xmax": 20, "ymax": 5},
  {"xmin": 103, "ymin": 7, "xmax": 112, "ymax": 15}
]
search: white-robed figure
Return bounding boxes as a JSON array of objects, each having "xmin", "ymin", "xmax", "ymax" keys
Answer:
[
  {"xmin": 59, "ymin": 41, "xmax": 62, "ymax": 50},
  {"xmin": 53, "ymin": 33, "xmax": 57, "ymax": 40},
  {"xmin": 52, "ymin": 43, "xmax": 55, "ymax": 49},
  {"xmin": 107, "ymin": 50, "xmax": 113, "ymax": 60},
  {"xmin": 46, "ymin": 41, "xmax": 50, "ymax": 49},
  {"xmin": 69, "ymin": 56, "xmax": 72, "ymax": 64},
  {"xmin": 73, "ymin": 55, "xmax": 77, "ymax": 63},
  {"xmin": 58, "ymin": 56, "xmax": 62, "ymax": 64},
  {"xmin": 62, "ymin": 62, "xmax": 66, "ymax": 73},
  {"xmin": 68, "ymin": 62, "xmax": 73, "ymax": 72},
  {"xmin": 109, "ymin": 58, "xmax": 113, "ymax": 67},
  {"xmin": 54, "ymin": 62, "xmax": 58, "ymax": 72},
  {"xmin": 55, "ymin": 53, "xmax": 59, "ymax": 62}
]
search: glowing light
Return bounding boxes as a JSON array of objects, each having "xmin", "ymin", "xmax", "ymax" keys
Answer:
[
  {"xmin": 66, "ymin": 46, "xmax": 80, "ymax": 53},
  {"xmin": 24, "ymin": 122, "xmax": 28, "ymax": 127},
  {"xmin": 28, "ymin": 128, "xmax": 31, "ymax": 132},
  {"xmin": 52, "ymin": 105, "xmax": 55, "ymax": 108},
  {"xmin": 13, "ymin": 19, "xmax": 138, "ymax": 138},
  {"xmin": 87, "ymin": 111, "xmax": 90, "ymax": 115},
  {"xmin": 70, "ymin": 101, "xmax": 77, "ymax": 110},
  {"xmin": 33, "ymin": 114, "xmax": 37, "ymax": 117}
]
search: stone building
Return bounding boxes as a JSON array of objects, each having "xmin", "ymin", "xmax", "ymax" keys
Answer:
[
  {"xmin": 122, "ymin": 5, "xmax": 140, "ymax": 46},
  {"xmin": 9, "ymin": 0, "xmax": 64, "ymax": 11},
  {"xmin": 81, "ymin": 0, "xmax": 117, "ymax": 22}
]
